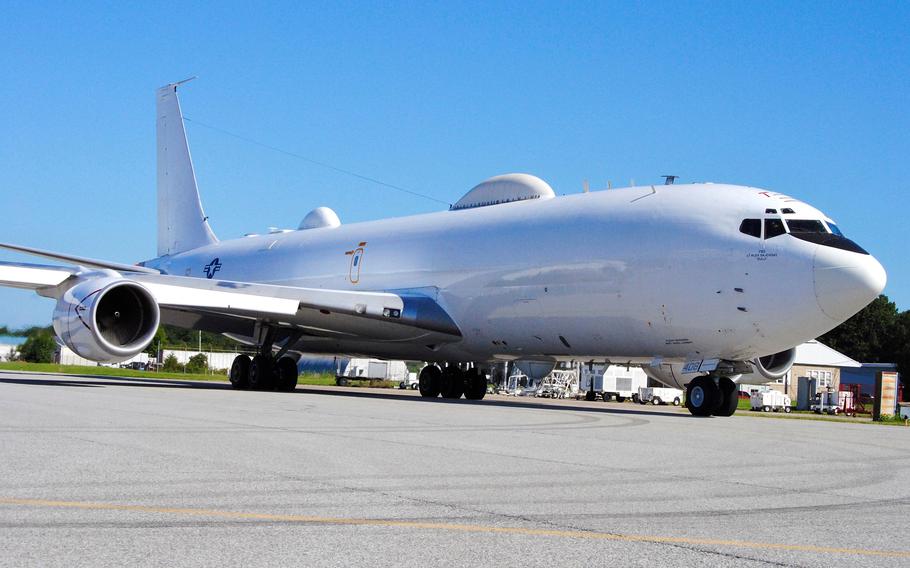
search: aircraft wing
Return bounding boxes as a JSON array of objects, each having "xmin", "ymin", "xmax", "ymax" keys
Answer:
[
  {"xmin": 0, "ymin": 261, "xmax": 74, "ymax": 290},
  {"xmin": 0, "ymin": 259, "xmax": 461, "ymax": 345}
]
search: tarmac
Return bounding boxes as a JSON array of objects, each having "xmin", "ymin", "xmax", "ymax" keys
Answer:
[{"xmin": 0, "ymin": 371, "xmax": 908, "ymax": 567}]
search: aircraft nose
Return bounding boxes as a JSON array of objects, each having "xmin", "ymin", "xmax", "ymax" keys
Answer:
[{"xmin": 813, "ymin": 246, "xmax": 887, "ymax": 321}]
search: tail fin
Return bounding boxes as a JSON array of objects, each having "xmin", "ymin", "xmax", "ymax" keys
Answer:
[{"xmin": 156, "ymin": 79, "xmax": 218, "ymax": 257}]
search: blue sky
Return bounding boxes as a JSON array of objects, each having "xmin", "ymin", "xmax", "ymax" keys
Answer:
[{"xmin": 1, "ymin": 1, "xmax": 908, "ymax": 327}]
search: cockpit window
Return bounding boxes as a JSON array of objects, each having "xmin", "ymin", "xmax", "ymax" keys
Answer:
[
  {"xmin": 764, "ymin": 218, "xmax": 786, "ymax": 239},
  {"xmin": 786, "ymin": 219, "xmax": 828, "ymax": 234},
  {"xmin": 739, "ymin": 219, "xmax": 761, "ymax": 238},
  {"xmin": 826, "ymin": 222, "xmax": 844, "ymax": 237}
]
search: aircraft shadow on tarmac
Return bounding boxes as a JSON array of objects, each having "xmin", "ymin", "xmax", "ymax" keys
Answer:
[
  {"xmin": 291, "ymin": 386, "xmax": 700, "ymax": 419},
  {"xmin": 0, "ymin": 372, "xmax": 701, "ymax": 419}
]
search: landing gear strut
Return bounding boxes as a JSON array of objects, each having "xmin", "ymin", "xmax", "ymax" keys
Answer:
[{"xmin": 228, "ymin": 325, "xmax": 300, "ymax": 392}]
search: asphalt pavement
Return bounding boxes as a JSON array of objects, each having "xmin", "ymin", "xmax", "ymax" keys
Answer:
[{"xmin": 0, "ymin": 371, "xmax": 908, "ymax": 567}]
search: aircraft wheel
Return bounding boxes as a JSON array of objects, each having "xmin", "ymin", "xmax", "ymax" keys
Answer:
[
  {"xmin": 713, "ymin": 376, "xmax": 738, "ymax": 417},
  {"xmin": 248, "ymin": 354, "xmax": 275, "ymax": 391},
  {"xmin": 440, "ymin": 367, "xmax": 464, "ymax": 399},
  {"xmin": 229, "ymin": 354, "xmax": 251, "ymax": 390},
  {"xmin": 418, "ymin": 365, "xmax": 442, "ymax": 398},
  {"xmin": 686, "ymin": 376, "xmax": 718, "ymax": 417},
  {"xmin": 463, "ymin": 369, "xmax": 487, "ymax": 400},
  {"xmin": 275, "ymin": 357, "xmax": 299, "ymax": 392}
]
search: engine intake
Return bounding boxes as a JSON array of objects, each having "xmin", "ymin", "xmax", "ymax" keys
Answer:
[
  {"xmin": 53, "ymin": 276, "xmax": 160, "ymax": 362},
  {"xmin": 752, "ymin": 347, "xmax": 797, "ymax": 381}
]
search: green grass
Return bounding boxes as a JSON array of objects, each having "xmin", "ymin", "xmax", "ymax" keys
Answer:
[
  {"xmin": 0, "ymin": 361, "xmax": 225, "ymax": 381},
  {"xmin": 0, "ymin": 362, "xmax": 367, "ymax": 388}
]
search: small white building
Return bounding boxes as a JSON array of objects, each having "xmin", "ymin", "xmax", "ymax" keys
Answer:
[
  {"xmin": 56, "ymin": 345, "xmax": 151, "ymax": 367},
  {"xmin": 0, "ymin": 336, "xmax": 25, "ymax": 361}
]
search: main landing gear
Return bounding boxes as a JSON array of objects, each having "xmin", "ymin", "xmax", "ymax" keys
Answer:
[
  {"xmin": 229, "ymin": 326, "xmax": 300, "ymax": 392},
  {"xmin": 418, "ymin": 365, "xmax": 488, "ymax": 401},
  {"xmin": 686, "ymin": 375, "xmax": 738, "ymax": 417}
]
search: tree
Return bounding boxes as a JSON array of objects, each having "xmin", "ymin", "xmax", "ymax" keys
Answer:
[
  {"xmin": 186, "ymin": 353, "xmax": 209, "ymax": 374},
  {"xmin": 145, "ymin": 327, "xmax": 167, "ymax": 357},
  {"xmin": 162, "ymin": 354, "xmax": 181, "ymax": 372},
  {"xmin": 818, "ymin": 294, "xmax": 909, "ymax": 398},
  {"xmin": 18, "ymin": 329, "xmax": 57, "ymax": 363},
  {"xmin": 818, "ymin": 295, "xmax": 898, "ymax": 363},
  {"xmin": 888, "ymin": 311, "xmax": 910, "ymax": 398}
]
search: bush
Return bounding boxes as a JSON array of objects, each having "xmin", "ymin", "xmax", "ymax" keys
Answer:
[
  {"xmin": 186, "ymin": 353, "xmax": 208, "ymax": 374},
  {"xmin": 162, "ymin": 354, "xmax": 181, "ymax": 372},
  {"xmin": 18, "ymin": 329, "xmax": 57, "ymax": 363}
]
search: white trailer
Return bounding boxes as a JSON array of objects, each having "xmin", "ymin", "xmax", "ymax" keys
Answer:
[
  {"xmin": 638, "ymin": 386, "xmax": 684, "ymax": 406},
  {"xmin": 341, "ymin": 358, "xmax": 409, "ymax": 383},
  {"xmin": 750, "ymin": 390, "xmax": 792, "ymax": 413},
  {"xmin": 579, "ymin": 364, "xmax": 648, "ymax": 402},
  {"xmin": 398, "ymin": 372, "xmax": 419, "ymax": 389}
]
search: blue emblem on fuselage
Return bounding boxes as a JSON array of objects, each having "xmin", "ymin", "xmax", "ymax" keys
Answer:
[{"xmin": 203, "ymin": 258, "xmax": 222, "ymax": 279}]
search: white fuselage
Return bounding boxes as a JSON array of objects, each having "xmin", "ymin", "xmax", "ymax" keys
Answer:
[{"xmin": 146, "ymin": 183, "xmax": 885, "ymax": 367}]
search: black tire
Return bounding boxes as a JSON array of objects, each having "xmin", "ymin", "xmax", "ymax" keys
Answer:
[
  {"xmin": 686, "ymin": 376, "xmax": 719, "ymax": 417},
  {"xmin": 248, "ymin": 354, "xmax": 276, "ymax": 391},
  {"xmin": 713, "ymin": 376, "xmax": 738, "ymax": 417},
  {"xmin": 585, "ymin": 390, "xmax": 596, "ymax": 401},
  {"xmin": 418, "ymin": 365, "xmax": 442, "ymax": 398},
  {"xmin": 784, "ymin": 406, "xmax": 792, "ymax": 414},
  {"xmin": 440, "ymin": 367, "xmax": 464, "ymax": 399},
  {"xmin": 616, "ymin": 396, "xmax": 626, "ymax": 403},
  {"xmin": 275, "ymin": 357, "xmax": 299, "ymax": 392},
  {"xmin": 463, "ymin": 369, "xmax": 487, "ymax": 400},
  {"xmin": 631, "ymin": 394, "xmax": 639, "ymax": 403},
  {"xmin": 652, "ymin": 397, "xmax": 662, "ymax": 406},
  {"xmin": 673, "ymin": 397, "xmax": 681, "ymax": 406},
  {"xmin": 229, "ymin": 354, "xmax": 251, "ymax": 390}
]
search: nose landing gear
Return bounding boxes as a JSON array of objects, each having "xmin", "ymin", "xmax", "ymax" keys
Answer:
[{"xmin": 686, "ymin": 375, "xmax": 738, "ymax": 417}]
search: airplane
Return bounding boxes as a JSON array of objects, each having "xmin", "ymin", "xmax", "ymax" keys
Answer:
[{"xmin": 0, "ymin": 81, "xmax": 887, "ymax": 417}]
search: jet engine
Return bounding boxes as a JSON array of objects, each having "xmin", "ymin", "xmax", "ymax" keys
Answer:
[
  {"xmin": 53, "ymin": 275, "xmax": 160, "ymax": 363},
  {"xmin": 751, "ymin": 347, "xmax": 797, "ymax": 381}
]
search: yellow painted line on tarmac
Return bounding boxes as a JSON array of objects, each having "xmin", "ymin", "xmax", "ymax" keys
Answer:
[{"xmin": 1, "ymin": 497, "xmax": 907, "ymax": 558}]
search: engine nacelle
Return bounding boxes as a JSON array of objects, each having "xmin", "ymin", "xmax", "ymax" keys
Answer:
[
  {"xmin": 751, "ymin": 348, "xmax": 797, "ymax": 381},
  {"xmin": 53, "ymin": 276, "xmax": 160, "ymax": 363}
]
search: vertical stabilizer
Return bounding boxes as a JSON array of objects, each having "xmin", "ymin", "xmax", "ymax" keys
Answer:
[{"xmin": 156, "ymin": 79, "xmax": 218, "ymax": 256}]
